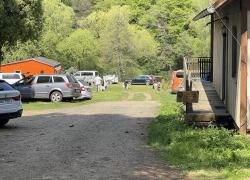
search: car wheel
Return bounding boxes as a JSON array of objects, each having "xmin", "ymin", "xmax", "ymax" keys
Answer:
[
  {"xmin": 50, "ymin": 91, "xmax": 63, "ymax": 102},
  {"xmin": 145, "ymin": 81, "xmax": 150, "ymax": 85},
  {"xmin": 0, "ymin": 119, "xmax": 9, "ymax": 127}
]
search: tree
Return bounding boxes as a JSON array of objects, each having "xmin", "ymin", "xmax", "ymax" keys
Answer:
[
  {"xmin": 40, "ymin": 0, "xmax": 75, "ymax": 61},
  {"xmin": 57, "ymin": 29, "xmax": 99, "ymax": 70},
  {"xmin": 99, "ymin": 6, "xmax": 157, "ymax": 80},
  {"xmin": 0, "ymin": 0, "xmax": 43, "ymax": 71}
]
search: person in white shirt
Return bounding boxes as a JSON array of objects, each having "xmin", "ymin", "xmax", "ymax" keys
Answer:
[{"xmin": 94, "ymin": 75, "xmax": 102, "ymax": 93}]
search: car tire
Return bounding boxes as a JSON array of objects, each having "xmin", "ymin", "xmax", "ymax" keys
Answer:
[
  {"xmin": 0, "ymin": 119, "xmax": 9, "ymax": 126},
  {"xmin": 145, "ymin": 81, "xmax": 150, "ymax": 85},
  {"xmin": 50, "ymin": 91, "xmax": 63, "ymax": 102}
]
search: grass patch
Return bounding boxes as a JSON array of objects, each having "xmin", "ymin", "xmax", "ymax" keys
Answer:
[
  {"xmin": 147, "ymin": 92, "xmax": 250, "ymax": 179},
  {"xmin": 22, "ymin": 83, "xmax": 171, "ymax": 110},
  {"xmin": 128, "ymin": 93, "xmax": 146, "ymax": 101}
]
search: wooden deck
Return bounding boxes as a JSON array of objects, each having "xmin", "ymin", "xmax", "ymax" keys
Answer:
[{"xmin": 185, "ymin": 82, "xmax": 231, "ymax": 126}]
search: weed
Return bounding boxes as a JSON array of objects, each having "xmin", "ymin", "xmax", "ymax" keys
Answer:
[{"xmin": 147, "ymin": 92, "xmax": 250, "ymax": 179}]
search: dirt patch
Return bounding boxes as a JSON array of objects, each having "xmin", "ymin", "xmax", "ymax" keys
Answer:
[{"xmin": 123, "ymin": 92, "xmax": 152, "ymax": 101}]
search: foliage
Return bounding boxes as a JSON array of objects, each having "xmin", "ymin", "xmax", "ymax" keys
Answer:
[
  {"xmin": 147, "ymin": 93, "xmax": 250, "ymax": 179},
  {"xmin": 57, "ymin": 28, "xmax": 100, "ymax": 70},
  {"xmin": 1, "ymin": 0, "xmax": 213, "ymax": 75},
  {"xmin": 41, "ymin": 0, "xmax": 75, "ymax": 61},
  {"xmin": 0, "ymin": 0, "xmax": 43, "ymax": 70}
]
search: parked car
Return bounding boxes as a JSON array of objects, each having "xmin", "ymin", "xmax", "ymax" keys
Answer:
[
  {"xmin": 0, "ymin": 73, "xmax": 23, "ymax": 84},
  {"xmin": 74, "ymin": 80, "xmax": 93, "ymax": 100},
  {"xmin": 74, "ymin": 71, "xmax": 99, "ymax": 84},
  {"xmin": 0, "ymin": 80, "xmax": 23, "ymax": 126},
  {"xmin": 12, "ymin": 74, "xmax": 81, "ymax": 102},
  {"xmin": 171, "ymin": 70, "xmax": 184, "ymax": 94},
  {"xmin": 127, "ymin": 75, "xmax": 153, "ymax": 85}
]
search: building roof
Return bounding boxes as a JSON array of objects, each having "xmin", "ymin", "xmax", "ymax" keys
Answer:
[
  {"xmin": 193, "ymin": 0, "xmax": 233, "ymax": 21},
  {"xmin": 2, "ymin": 57, "xmax": 61, "ymax": 67}
]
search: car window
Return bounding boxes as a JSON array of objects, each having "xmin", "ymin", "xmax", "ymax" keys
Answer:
[
  {"xmin": 2, "ymin": 74, "xmax": 20, "ymax": 79},
  {"xmin": 74, "ymin": 72, "xmax": 80, "ymax": 76},
  {"xmin": 81, "ymin": 72, "xmax": 93, "ymax": 76},
  {"xmin": 176, "ymin": 72, "xmax": 184, "ymax": 78},
  {"xmin": 0, "ymin": 81, "xmax": 15, "ymax": 91},
  {"xmin": 53, "ymin": 76, "xmax": 65, "ymax": 83},
  {"xmin": 67, "ymin": 75, "xmax": 77, "ymax": 83},
  {"xmin": 17, "ymin": 76, "xmax": 35, "ymax": 85},
  {"xmin": 141, "ymin": 76, "xmax": 146, "ymax": 79},
  {"xmin": 78, "ymin": 80, "xmax": 88, "ymax": 86},
  {"xmin": 37, "ymin": 76, "xmax": 52, "ymax": 83},
  {"xmin": 135, "ymin": 76, "xmax": 140, "ymax": 79}
]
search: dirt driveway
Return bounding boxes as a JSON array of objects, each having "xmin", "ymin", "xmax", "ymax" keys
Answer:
[{"xmin": 0, "ymin": 93, "xmax": 186, "ymax": 180}]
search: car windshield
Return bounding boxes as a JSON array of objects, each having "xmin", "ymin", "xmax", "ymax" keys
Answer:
[
  {"xmin": 176, "ymin": 72, "xmax": 184, "ymax": 78},
  {"xmin": 78, "ymin": 80, "xmax": 88, "ymax": 86},
  {"xmin": 0, "ymin": 81, "xmax": 15, "ymax": 91}
]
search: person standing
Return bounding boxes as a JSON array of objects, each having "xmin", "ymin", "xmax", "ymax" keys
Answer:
[
  {"xmin": 104, "ymin": 80, "xmax": 108, "ymax": 91},
  {"xmin": 152, "ymin": 77, "xmax": 155, "ymax": 89},
  {"xmin": 74, "ymin": 66, "xmax": 78, "ymax": 73},
  {"xmin": 94, "ymin": 75, "xmax": 102, "ymax": 93},
  {"xmin": 161, "ymin": 78, "xmax": 164, "ymax": 89}
]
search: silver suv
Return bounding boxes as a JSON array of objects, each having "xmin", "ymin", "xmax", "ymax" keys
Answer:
[{"xmin": 13, "ymin": 74, "xmax": 81, "ymax": 102}]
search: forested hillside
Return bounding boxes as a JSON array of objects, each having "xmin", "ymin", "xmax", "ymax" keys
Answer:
[{"xmin": 2, "ymin": 0, "xmax": 213, "ymax": 80}]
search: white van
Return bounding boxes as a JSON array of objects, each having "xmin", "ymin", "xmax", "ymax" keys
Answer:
[
  {"xmin": 0, "ymin": 73, "xmax": 23, "ymax": 84},
  {"xmin": 73, "ymin": 71, "xmax": 99, "ymax": 83}
]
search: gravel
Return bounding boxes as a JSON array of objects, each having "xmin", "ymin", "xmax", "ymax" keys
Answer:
[{"xmin": 0, "ymin": 100, "xmax": 186, "ymax": 180}]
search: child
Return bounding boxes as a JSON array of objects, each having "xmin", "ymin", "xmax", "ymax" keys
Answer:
[{"xmin": 157, "ymin": 82, "xmax": 161, "ymax": 92}]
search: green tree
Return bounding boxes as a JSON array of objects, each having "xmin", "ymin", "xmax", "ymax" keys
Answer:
[
  {"xmin": 57, "ymin": 29, "xmax": 99, "ymax": 70},
  {"xmin": 0, "ymin": 0, "xmax": 43, "ymax": 71},
  {"xmin": 2, "ymin": 40, "xmax": 41, "ymax": 64},
  {"xmin": 41, "ymin": 0, "xmax": 75, "ymax": 61},
  {"xmin": 98, "ymin": 6, "xmax": 157, "ymax": 80}
]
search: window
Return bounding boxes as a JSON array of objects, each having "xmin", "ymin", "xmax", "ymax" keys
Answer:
[
  {"xmin": 37, "ymin": 76, "xmax": 52, "ymax": 83},
  {"xmin": 18, "ymin": 76, "xmax": 35, "ymax": 85},
  {"xmin": 2, "ymin": 74, "xmax": 21, "ymax": 79},
  {"xmin": 53, "ymin": 76, "xmax": 65, "ymax": 83},
  {"xmin": 74, "ymin": 72, "xmax": 80, "ymax": 76},
  {"xmin": 81, "ymin": 72, "xmax": 93, "ymax": 76},
  {"xmin": 176, "ymin": 72, "xmax": 184, "ymax": 78},
  {"xmin": 232, "ymin": 26, "xmax": 237, "ymax": 78},
  {"xmin": 0, "ymin": 81, "xmax": 15, "ymax": 91},
  {"xmin": 67, "ymin": 75, "xmax": 77, "ymax": 83},
  {"xmin": 141, "ymin": 76, "xmax": 146, "ymax": 79}
]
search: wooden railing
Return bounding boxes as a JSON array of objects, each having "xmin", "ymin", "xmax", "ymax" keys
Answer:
[{"xmin": 183, "ymin": 57, "xmax": 211, "ymax": 91}]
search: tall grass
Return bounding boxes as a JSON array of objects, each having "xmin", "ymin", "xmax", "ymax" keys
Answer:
[{"xmin": 147, "ymin": 93, "xmax": 250, "ymax": 179}]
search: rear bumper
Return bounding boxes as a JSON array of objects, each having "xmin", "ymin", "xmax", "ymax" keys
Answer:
[{"xmin": 0, "ymin": 109, "xmax": 23, "ymax": 119}]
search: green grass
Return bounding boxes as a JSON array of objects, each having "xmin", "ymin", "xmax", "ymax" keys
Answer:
[
  {"xmin": 147, "ymin": 91, "xmax": 250, "ymax": 179},
  {"xmin": 22, "ymin": 83, "xmax": 171, "ymax": 110}
]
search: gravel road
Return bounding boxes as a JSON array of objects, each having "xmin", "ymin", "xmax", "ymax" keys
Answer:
[{"xmin": 0, "ymin": 96, "xmax": 186, "ymax": 180}]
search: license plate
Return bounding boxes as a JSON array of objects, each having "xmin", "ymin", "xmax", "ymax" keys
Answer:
[
  {"xmin": 0, "ymin": 98, "xmax": 12, "ymax": 105},
  {"xmin": 75, "ymin": 89, "xmax": 81, "ymax": 93}
]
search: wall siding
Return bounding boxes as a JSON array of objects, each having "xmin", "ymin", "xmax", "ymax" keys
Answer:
[
  {"xmin": 226, "ymin": 12, "xmax": 241, "ymax": 127},
  {"xmin": 213, "ymin": 10, "xmax": 241, "ymax": 127}
]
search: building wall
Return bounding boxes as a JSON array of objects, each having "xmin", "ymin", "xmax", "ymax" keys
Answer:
[
  {"xmin": 213, "ymin": 10, "xmax": 241, "ymax": 127},
  {"xmin": 1, "ymin": 60, "xmax": 55, "ymax": 75},
  {"xmin": 226, "ymin": 11, "xmax": 241, "ymax": 127},
  {"xmin": 213, "ymin": 21, "xmax": 223, "ymax": 98}
]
